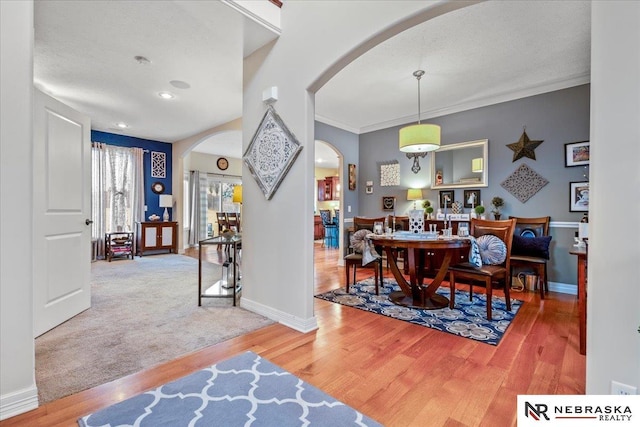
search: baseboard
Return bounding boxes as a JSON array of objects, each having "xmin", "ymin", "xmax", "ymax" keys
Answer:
[
  {"xmin": 241, "ymin": 298, "xmax": 319, "ymax": 333},
  {"xmin": 548, "ymin": 281, "xmax": 577, "ymax": 295},
  {"xmin": 0, "ymin": 385, "xmax": 39, "ymax": 421}
]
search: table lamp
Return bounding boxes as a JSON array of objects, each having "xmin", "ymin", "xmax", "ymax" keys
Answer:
[
  {"xmin": 407, "ymin": 188, "xmax": 423, "ymax": 209},
  {"xmin": 159, "ymin": 194, "xmax": 172, "ymax": 222}
]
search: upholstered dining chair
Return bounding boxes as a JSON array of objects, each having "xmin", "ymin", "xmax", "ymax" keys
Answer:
[
  {"xmin": 509, "ymin": 216, "xmax": 551, "ymax": 299},
  {"xmin": 344, "ymin": 216, "xmax": 386, "ymax": 294},
  {"xmin": 448, "ymin": 218, "xmax": 516, "ymax": 320}
]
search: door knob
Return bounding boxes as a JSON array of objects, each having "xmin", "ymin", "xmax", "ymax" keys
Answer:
[{"xmin": 85, "ymin": 219, "xmax": 94, "ymax": 225}]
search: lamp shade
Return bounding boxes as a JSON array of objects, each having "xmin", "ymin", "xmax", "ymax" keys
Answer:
[
  {"xmin": 472, "ymin": 157, "xmax": 483, "ymax": 173},
  {"xmin": 232, "ymin": 185, "xmax": 243, "ymax": 203},
  {"xmin": 159, "ymin": 194, "xmax": 173, "ymax": 208},
  {"xmin": 407, "ymin": 188, "xmax": 423, "ymax": 201},
  {"xmin": 399, "ymin": 124, "xmax": 441, "ymax": 153}
]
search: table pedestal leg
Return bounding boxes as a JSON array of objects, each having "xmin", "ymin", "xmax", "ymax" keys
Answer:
[{"xmin": 384, "ymin": 246, "xmax": 449, "ymax": 310}]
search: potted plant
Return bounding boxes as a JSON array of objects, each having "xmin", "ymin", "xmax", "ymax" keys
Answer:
[
  {"xmin": 425, "ymin": 205, "xmax": 434, "ymax": 219},
  {"xmin": 474, "ymin": 205, "xmax": 486, "ymax": 220},
  {"xmin": 491, "ymin": 196, "xmax": 505, "ymax": 220}
]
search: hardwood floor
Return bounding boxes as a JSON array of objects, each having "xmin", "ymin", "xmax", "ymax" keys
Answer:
[{"xmin": 2, "ymin": 243, "xmax": 585, "ymax": 426}]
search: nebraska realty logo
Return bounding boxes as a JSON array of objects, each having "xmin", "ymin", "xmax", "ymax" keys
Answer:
[{"xmin": 518, "ymin": 395, "xmax": 639, "ymax": 426}]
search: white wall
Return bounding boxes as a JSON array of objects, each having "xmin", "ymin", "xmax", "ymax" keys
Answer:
[
  {"xmin": 238, "ymin": 0, "xmax": 469, "ymax": 331},
  {"xmin": 187, "ymin": 152, "xmax": 242, "ymax": 177},
  {"xmin": 587, "ymin": 1, "xmax": 640, "ymax": 394},
  {"xmin": 0, "ymin": 0, "xmax": 38, "ymax": 419}
]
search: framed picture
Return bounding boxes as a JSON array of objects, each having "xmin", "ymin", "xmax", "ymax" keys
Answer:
[
  {"xmin": 565, "ymin": 141, "xmax": 590, "ymax": 167},
  {"xmin": 463, "ymin": 189, "xmax": 481, "ymax": 208},
  {"xmin": 348, "ymin": 164, "xmax": 356, "ymax": 190},
  {"xmin": 439, "ymin": 190, "xmax": 454, "ymax": 209},
  {"xmin": 365, "ymin": 180, "xmax": 373, "ymax": 194},
  {"xmin": 382, "ymin": 196, "xmax": 395, "ymax": 211},
  {"xmin": 569, "ymin": 181, "xmax": 589, "ymax": 212}
]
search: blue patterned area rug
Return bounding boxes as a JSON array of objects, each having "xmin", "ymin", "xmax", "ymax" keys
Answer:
[
  {"xmin": 78, "ymin": 351, "xmax": 381, "ymax": 427},
  {"xmin": 315, "ymin": 277, "xmax": 523, "ymax": 346}
]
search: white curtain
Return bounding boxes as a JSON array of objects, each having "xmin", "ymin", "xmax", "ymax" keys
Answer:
[
  {"xmin": 92, "ymin": 143, "xmax": 145, "ymax": 259},
  {"xmin": 188, "ymin": 170, "xmax": 208, "ymax": 246},
  {"xmin": 92, "ymin": 143, "xmax": 107, "ymax": 259},
  {"xmin": 131, "ymin": 147, "xmax": 145, "ymax": 226}
]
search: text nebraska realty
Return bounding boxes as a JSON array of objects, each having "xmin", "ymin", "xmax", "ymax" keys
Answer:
[{"xmin": 527, "ymin": 403, "xmax": 633, "ymax": 421}]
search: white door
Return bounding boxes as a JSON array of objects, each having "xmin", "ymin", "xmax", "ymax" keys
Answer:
[{"xmin": 33, "ymin": 90, "xmax": 91, "ymax": 337}]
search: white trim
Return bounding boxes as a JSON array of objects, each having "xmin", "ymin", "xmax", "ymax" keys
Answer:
[
  {"xmin": 0, "ymin": 386, "xmax": 39, "ymax": 421},
  {"xmin": 548, "ymin": 281, "xmax": 577, "ymax": 295},
  {"xmin": 241, "ymin": 298, "xmax": 319, "ymax": 333},
  {"xmin": 551, "ymin": 221, "xmax": 579, "ymax": 229},
  {"xmin": 222, "ymin": 1, "xmax": 281, "ymax": 35}
]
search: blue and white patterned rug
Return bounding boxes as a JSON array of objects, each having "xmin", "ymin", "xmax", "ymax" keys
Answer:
[
  {"xmin": 315, "ymin": 278, "xmax": 523, "ymax": 346},
  {"xmin": 79, "ymin": 351, "xmax": 381, "ymax": 427}
]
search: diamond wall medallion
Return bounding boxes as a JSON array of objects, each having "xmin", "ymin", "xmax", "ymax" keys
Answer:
[
  {"xmin": 500, "ymin": 164, "xmax": 549, "ymax": 203},
  {"xmin": 243, "ymin": 106, "xmax": 303, "ymax": 200}
]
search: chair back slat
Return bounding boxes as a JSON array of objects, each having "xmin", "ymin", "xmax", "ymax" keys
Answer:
[{"xmin": 353, "ymin": 216, "xmax": 387, "ymax": 231}]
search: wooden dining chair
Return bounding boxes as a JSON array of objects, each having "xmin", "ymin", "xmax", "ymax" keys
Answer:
[
  {"xmin": 344, "ymin": 216, "xmax": 386, "ymax": 294},
  {"xmin": 227, "ymin": 212, "xmax": 240, "ymax": 232},
  {"xmin": 509, "ymin": 216, "xmax": 551, "ymax": 298},
  {"xmin": 448, "ymin": 218, "xmax": 516, "ymax": 320},
  {"xmin": 216, "ymin": 212, "xmax": 228, "ymax": 235}
]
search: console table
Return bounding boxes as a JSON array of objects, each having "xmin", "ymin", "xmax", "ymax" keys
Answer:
[
  {"xmin": 570, "ymin": 246, "xmax": 587, "ymax": 355},
  {"xmin": 198, "ymin": 235, "xmax": 242, "ymax": 306}
]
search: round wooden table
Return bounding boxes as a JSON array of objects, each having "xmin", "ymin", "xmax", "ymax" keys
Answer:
[{"xmin": 368, "ymin": 234, "xmax": 470, "ymax": 309}]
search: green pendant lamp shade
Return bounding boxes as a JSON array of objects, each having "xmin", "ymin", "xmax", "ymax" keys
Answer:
[
  {"xmin": 399, "ymin": 70, "xmax": 441, "ymax": 153},
  {"xmin": 399, "ymin": 123, "xmax": 441, "ymax": 152}
]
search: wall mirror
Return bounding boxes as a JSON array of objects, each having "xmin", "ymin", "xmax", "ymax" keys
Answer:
[{"xmin": 431, "ymin": 139, "xmax": 488, "ymax": 189}]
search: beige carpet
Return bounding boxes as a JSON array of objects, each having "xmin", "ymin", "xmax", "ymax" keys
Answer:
[{"xmin": 35, "ymin": 254, "xmax": 274, "ymax": 404}]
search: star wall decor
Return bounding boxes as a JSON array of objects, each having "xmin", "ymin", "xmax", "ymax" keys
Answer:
[{"xmin": 506, "ymin": 129, "xmax": 543, "ymax": 162}]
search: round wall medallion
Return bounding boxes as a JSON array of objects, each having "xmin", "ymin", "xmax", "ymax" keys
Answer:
[
  {"xmin": 151, "ymin": 182, "xmax": 165, "ymax": 194},
  {"xmin": 217, "ymin": 157, "xmax": 229, "ymax": 171}
]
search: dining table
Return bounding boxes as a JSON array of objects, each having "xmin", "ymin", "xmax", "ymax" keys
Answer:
[{"xmin": 368, "ymin": 233, "xmax": 470, "ymax": 309}]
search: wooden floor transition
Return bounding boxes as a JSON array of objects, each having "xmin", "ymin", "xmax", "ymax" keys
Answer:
[{"xmin": 2, "ymin": 243, "xmax": 585, "ymax": 427}]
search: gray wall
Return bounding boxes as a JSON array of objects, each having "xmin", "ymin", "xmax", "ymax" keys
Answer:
[
  {"xmin": 357, "ymin": 84, "xmax": 590, "ymax": 286},
  {"xmin": 315, "ymin": 121, "xmax": 360, "ymax": 219}
]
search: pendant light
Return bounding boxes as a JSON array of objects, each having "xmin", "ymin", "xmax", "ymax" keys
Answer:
[{"xmin": 399, "ymin": 70, "xmax": 441, "ymax": 155}]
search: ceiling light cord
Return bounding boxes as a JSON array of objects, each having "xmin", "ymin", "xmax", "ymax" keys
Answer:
[{"xmin": 414, "ymin": 70, "xmax": 425, "ymax": 124}]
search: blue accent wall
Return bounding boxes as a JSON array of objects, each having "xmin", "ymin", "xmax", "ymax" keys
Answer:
[{"xmin": 91, "ymin": 131, "xmax": 173, "ymax": 219}]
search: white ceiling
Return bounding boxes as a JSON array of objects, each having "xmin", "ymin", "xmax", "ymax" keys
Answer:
[{"xmin": 34, "ymin": 1, "xmax": 591, "ymax": 170}]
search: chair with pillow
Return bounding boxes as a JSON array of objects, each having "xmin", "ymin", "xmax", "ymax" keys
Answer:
[
  {"xmin": 509, "ymin": 216, "xmax": 551, "ymax": 299},
  {"xmin": 344, "ymin": 216, "xmax": 386, "ymax": 294},
  {"xmin": 448, "ymin": 218, "xmax": 516, "ymax": 320}
]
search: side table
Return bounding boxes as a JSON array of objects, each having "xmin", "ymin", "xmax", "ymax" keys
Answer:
[{"xmin": 105, "ymin": 231, "xmax": 134, "ymax": 261}]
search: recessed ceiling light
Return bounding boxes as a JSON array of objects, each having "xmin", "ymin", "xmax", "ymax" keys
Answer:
[
  {"xmin": 158, "ymin": 92, "xmax": 175, "ymax": 99},
  {"xmin": 115, "ymin": 122, "xmax": 129, "ymax": 129},
  {"xmin": 170, "ymin": 80, "xmax": 191, "ymax": 89},
  {"xmin": 134, "ymin": 55, "xmax": 150, "ymax": 65}
]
